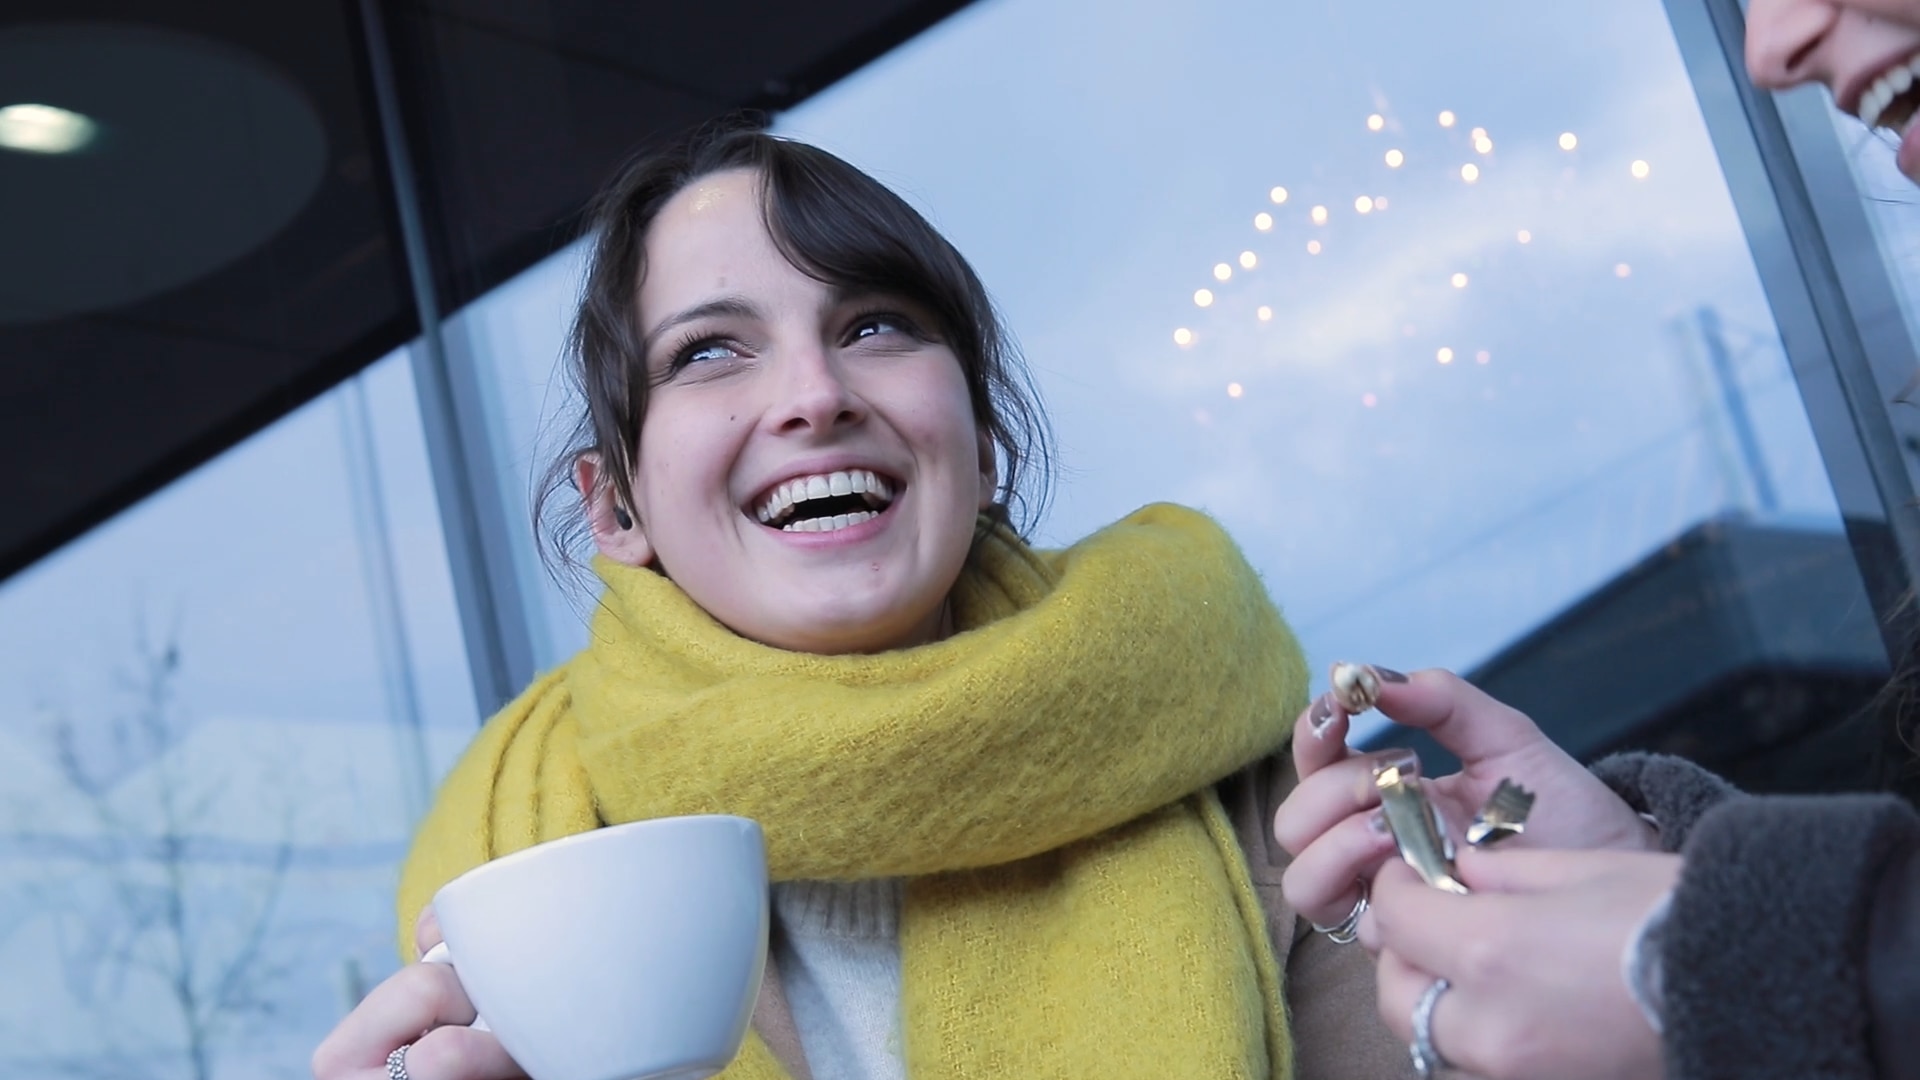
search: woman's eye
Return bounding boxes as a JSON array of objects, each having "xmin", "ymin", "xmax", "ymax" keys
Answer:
[
  {"xmin": 849, "ymin": 314, "xmax": 912, "ymax": 342},
  {"xmin": 674, "ymin": 340, "xmax": 739, "ymax": 368}
]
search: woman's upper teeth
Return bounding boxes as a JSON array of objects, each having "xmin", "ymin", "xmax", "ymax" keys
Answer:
[
  {"xmin": 755, "ymin": 469, "xmax": 894, "ymax": 524},
  {"xmin": 1860, "ymin": 54, "xmax": 1920, "ymax": 131}
]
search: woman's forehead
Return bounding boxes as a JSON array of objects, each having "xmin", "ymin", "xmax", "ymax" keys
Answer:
[{"xmin": 640, "ymin": 172, "xmax": 779, "ymax": 299}]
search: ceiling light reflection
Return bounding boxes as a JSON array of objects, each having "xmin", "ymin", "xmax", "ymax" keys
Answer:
[
  {"xmin": 1227, "ymin": 382, "xmax": 1245, "ymax": 399},
  {"xmin": 1385, "ymin": 148, "xmax": 1405, "ymax": 168},
  {"xmin": 1311, "ymin": 205, "xmax": 1329, "ymax": 224},
  {"xmin": 1460, "ymin": 163, "xmax": 1480, "ymax": 183},
  {"xmin": 1438, "ymin": 110, "xmax": 1457, "ymax": 128},
  {"xmin": 1194, "ymin": 288, "xmax": 1215, "ymax": 307},
  {"xmin": 1270, "ymin": 186, "xmax": 1290, "ymax": 204},
  {"xmin": 1354, "ymin": 196, "xmax": 1374, "ymax": 214},
  {"xmin": 1437, "ymin": 347, "xmax": 1455, "ymax": 364},
  {"xmin": 1254, "ymin": 211, "xmax": 1274, "ymax": 231},
  {"xmin": 1306, "ymin": 240, "xmax": 1323, "ymax": 255},
  {"xmin": 1239, "ymin": 250, "xmax": 1258, "ymax": 269},
  {"xmin": 0, "ymin": 102, "xmax": 98, "ymax": 154},
  {"xmin": 1213, "ymin": 263, "xmax": 1232, "ymax": 282},
  {"xmin": 1517, "ymin": 229, "xmax": 1532, "ymax": 244},
  {"xmin": 1174, "ymin": 328, "xmax": 1194, "ymax": 347},
  {"xmin": 1450, "ymin": 273, "xmax": 1468, "ymax": 288},
  {"xmin": 1256, "ymin": 306, "xmax": 1273, "ymax": 322},
  {"xmin": 1614, "ymin": 263, "xmax": 1632, "ymax": 278},
  {"xmin": 1631, "ymin": 159, "xmax": 1651, "ymax": 179},
  {"xmin": 1559, "ymin": 132, "xmax": 1578, "ymax": 151},
  {"xmin": 1367, "ymin": 113, "xmax": 1385, "ymax": 131}
]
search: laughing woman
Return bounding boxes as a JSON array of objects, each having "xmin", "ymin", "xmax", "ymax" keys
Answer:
[
  {"xmin": 310, "ymin": 123, "xmax": 1415, "ymax": 1080},
  {"xmin": 1273, "ymin": 4, "xmax": 1920, "ymax": 1079}
]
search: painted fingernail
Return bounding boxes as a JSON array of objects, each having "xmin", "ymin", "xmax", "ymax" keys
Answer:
[
  {"xmin": 1309, "ymin": 693, "xmax": 1336, "ymax": 737},
  {"xmin": 1371, "ymin": 747, "xmax": 1421, "ymax": 780},
  {"xmin": 1371, "ymin": 665, "xmax": 1409, "ymax": 683},
  {"xmin": 1368, "ymin": 808, "xmax": 1392, "ymax": 836}
]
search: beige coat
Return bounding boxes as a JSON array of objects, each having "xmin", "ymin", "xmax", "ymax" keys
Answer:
[{"xmin": 751, "ymin": 750, "xmax": 1418, "ymax": 1079}]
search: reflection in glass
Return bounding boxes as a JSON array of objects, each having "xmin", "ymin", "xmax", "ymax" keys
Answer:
[
  {"xmin": 0, "ymin": 351, "xmax": 473, "ymax": 1076},
  {"xmin": 767, "ymin": 0, "xmax": 1873, "ymax": 780}
]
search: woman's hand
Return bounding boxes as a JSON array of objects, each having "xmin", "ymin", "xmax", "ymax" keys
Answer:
[
  {"xmin": 311, "ymin": 906, "xmax": 527, "ymax": 1080},
  {"xmin": 1362, "ymin": 847, "xmax": 1681, "ymax": 1080},
  {"xmin": 1273, "ymin": 666, "xmax": 1657, "ymax": 932}
]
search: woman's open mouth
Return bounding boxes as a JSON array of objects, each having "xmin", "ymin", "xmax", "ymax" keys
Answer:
[
  {"xmin": 1857, "ymin": 51, "xmax": 1920, "ymax": 138},
  {"xmin": 752, "ymin": 469, "xmax": 897, "ymax": 533}
]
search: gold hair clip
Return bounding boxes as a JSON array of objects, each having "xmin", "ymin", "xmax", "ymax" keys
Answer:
[
  {"xmin": 1374, "ymin": 761, "xmax": 1470, "ymax": 895},
  {"xmin": 1466, "ymin": 779, "xmax": 1535, "ymax": 848},
  {"xmin": 1377, "ymin": 768, "xmax": 1538, "ymax": 893}
]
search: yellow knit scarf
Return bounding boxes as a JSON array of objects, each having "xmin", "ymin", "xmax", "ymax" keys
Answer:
[{"xmin": 399, "ymin": 503, "xmax": 1309, "ymax": 1079}]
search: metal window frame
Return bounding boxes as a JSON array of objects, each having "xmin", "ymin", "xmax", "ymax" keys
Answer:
[
  {"xmin": 356, "ymin": 0, "xmax": 538, "ymax": 718},
  {"xmin": 1663, "ymin": 0, "xmax": 1920, "ymax": 652}
]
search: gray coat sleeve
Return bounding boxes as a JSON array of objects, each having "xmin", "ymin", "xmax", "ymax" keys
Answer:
[
  {"xmin": 1661, "ymin": 792, "xmax": 1920, "ymax": 1080},
  {"xmin": 1588, "ymin": 751, "xmax": 1742, "ymax": 851}
]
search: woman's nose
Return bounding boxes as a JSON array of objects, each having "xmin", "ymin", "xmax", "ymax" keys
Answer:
[
  {"xmin": 1746, "ymin": 0, "xmax": 1840, "ymax": 90},
  {"xmin": 770, "ymin": 345, "xmax": 865, "ymax": 435}
]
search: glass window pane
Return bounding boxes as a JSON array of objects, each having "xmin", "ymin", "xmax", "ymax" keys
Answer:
[
  {"xmin": 1826, "ymin": 105, "xmax": 1920, "ymax": 364},
  {"xmin": 769, "ymin": 0, "xmax": 1880, "ymax": 787},
  {"xmin": 0, "ymin": 349, "xmax": 475, "ymax": 1075},
  {"xmin": 455, "ymin": 0, "xmax": 1886, "ymax": 792}
]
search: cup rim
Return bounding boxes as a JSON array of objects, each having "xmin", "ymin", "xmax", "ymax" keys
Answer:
[{"xmin": 436, "ymin": 814, "xmax": 763, "ymax": 900}]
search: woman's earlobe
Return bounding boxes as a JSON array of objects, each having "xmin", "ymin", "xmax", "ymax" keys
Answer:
[{"xmin": 575, "ymin": 452, "xmax": 655, "ymax": 565}]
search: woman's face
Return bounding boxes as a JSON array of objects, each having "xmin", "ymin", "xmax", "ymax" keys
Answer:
[
  {"xmin": 585, "ymin": 168, "xmax": 993, "ymax": 655},
  {"xmin": 1747, "ymin": 0, "xmax": 1920, "ymax": 180}
]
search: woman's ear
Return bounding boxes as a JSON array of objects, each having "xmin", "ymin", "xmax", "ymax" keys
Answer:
[
  {"xmin": 976, "ymin": 429, "xmax": 999, "ymax": 511},
  {"xmin": 575, "ymin": 453, "xmax": 655, "ymax": 567}
]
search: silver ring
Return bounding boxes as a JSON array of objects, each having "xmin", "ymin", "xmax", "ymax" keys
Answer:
[
  {"xmin": 386, "ymin": 1044, "xmax": 413, "ymax": 1080},
  {"xmin": 1309, "ymin": 880, "xmax": 1368, "ymax": 945},
  {"xmin": 1410, "ymin": 977, "xmax": 1451, "ymax": 1078}
]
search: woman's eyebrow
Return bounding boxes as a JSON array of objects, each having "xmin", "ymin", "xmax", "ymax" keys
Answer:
[{"xmin": 641, "ymin": 295, "xmax": 761, "ymax": 353}]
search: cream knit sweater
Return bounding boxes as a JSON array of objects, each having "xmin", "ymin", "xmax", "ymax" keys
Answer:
[{"xmin": 771, "ymin": 879, "xmax": 907, "ymax": 1080}]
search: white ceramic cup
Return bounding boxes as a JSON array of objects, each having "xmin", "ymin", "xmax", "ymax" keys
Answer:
[{"xmin": 420, "ymin": 815, "xmax": 768, "ymax": 1080}]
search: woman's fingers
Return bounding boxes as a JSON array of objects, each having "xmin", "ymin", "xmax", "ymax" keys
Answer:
[
  {"xmin": 399, "ymin": 1025, "xmax": 527, "ymax": 1080},
  {"xmin": 415, "ymin": 904, "xmax": 444, "ymax": 961},
  {"xmin": 311, "ymin": 962, "xmax": 479, "ymax": 1078},
  {"xmin": 1368, "ymin": 668, "xmax": 1551, "ymax": 766},
  {"xmin": 1290, "ymin": 692, "xmax": 1351, "ymax": 779},
  {"xmin": 1280, "ymin": 808, "xmax": 1398, "ymax": 929},
  {"xmin": 1273, "ymin": 746, "xmax": 1418, "ymax": 855},
  {"xmin": 1363, "ymin": 856, "xmax": 1491, "ymax": 979}
]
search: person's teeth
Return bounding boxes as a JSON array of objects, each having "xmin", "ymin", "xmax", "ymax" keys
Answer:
[
  {"xmin": 803, "ymin": 475, "xmax": 828, "ymax": 500},
  {"xmin": 827, "ymin": 472, "xmax": 851, "ymax": 497}
]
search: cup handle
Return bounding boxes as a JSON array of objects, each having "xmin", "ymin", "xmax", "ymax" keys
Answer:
[{"xmin": 419, "ymin": 941, "xmax": 493, "ymax": 1032}]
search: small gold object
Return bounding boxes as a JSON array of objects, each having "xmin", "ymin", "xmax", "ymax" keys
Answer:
[
  {"xmin": 1330, "ymin": 661, "xmax": 1382, "ymax": 714},
  {"xmin": 1374, "ymin": 762, "xmax": 1469, "ymax": 894},
  {"xmin": 1466, "ymin": 779, "xmax": 1535, "ymax": 848}
]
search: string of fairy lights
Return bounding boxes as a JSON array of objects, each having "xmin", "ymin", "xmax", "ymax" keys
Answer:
[{"xmin": 1174, "ymin": 108, "xmax": 1655, "ymax": 407}]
